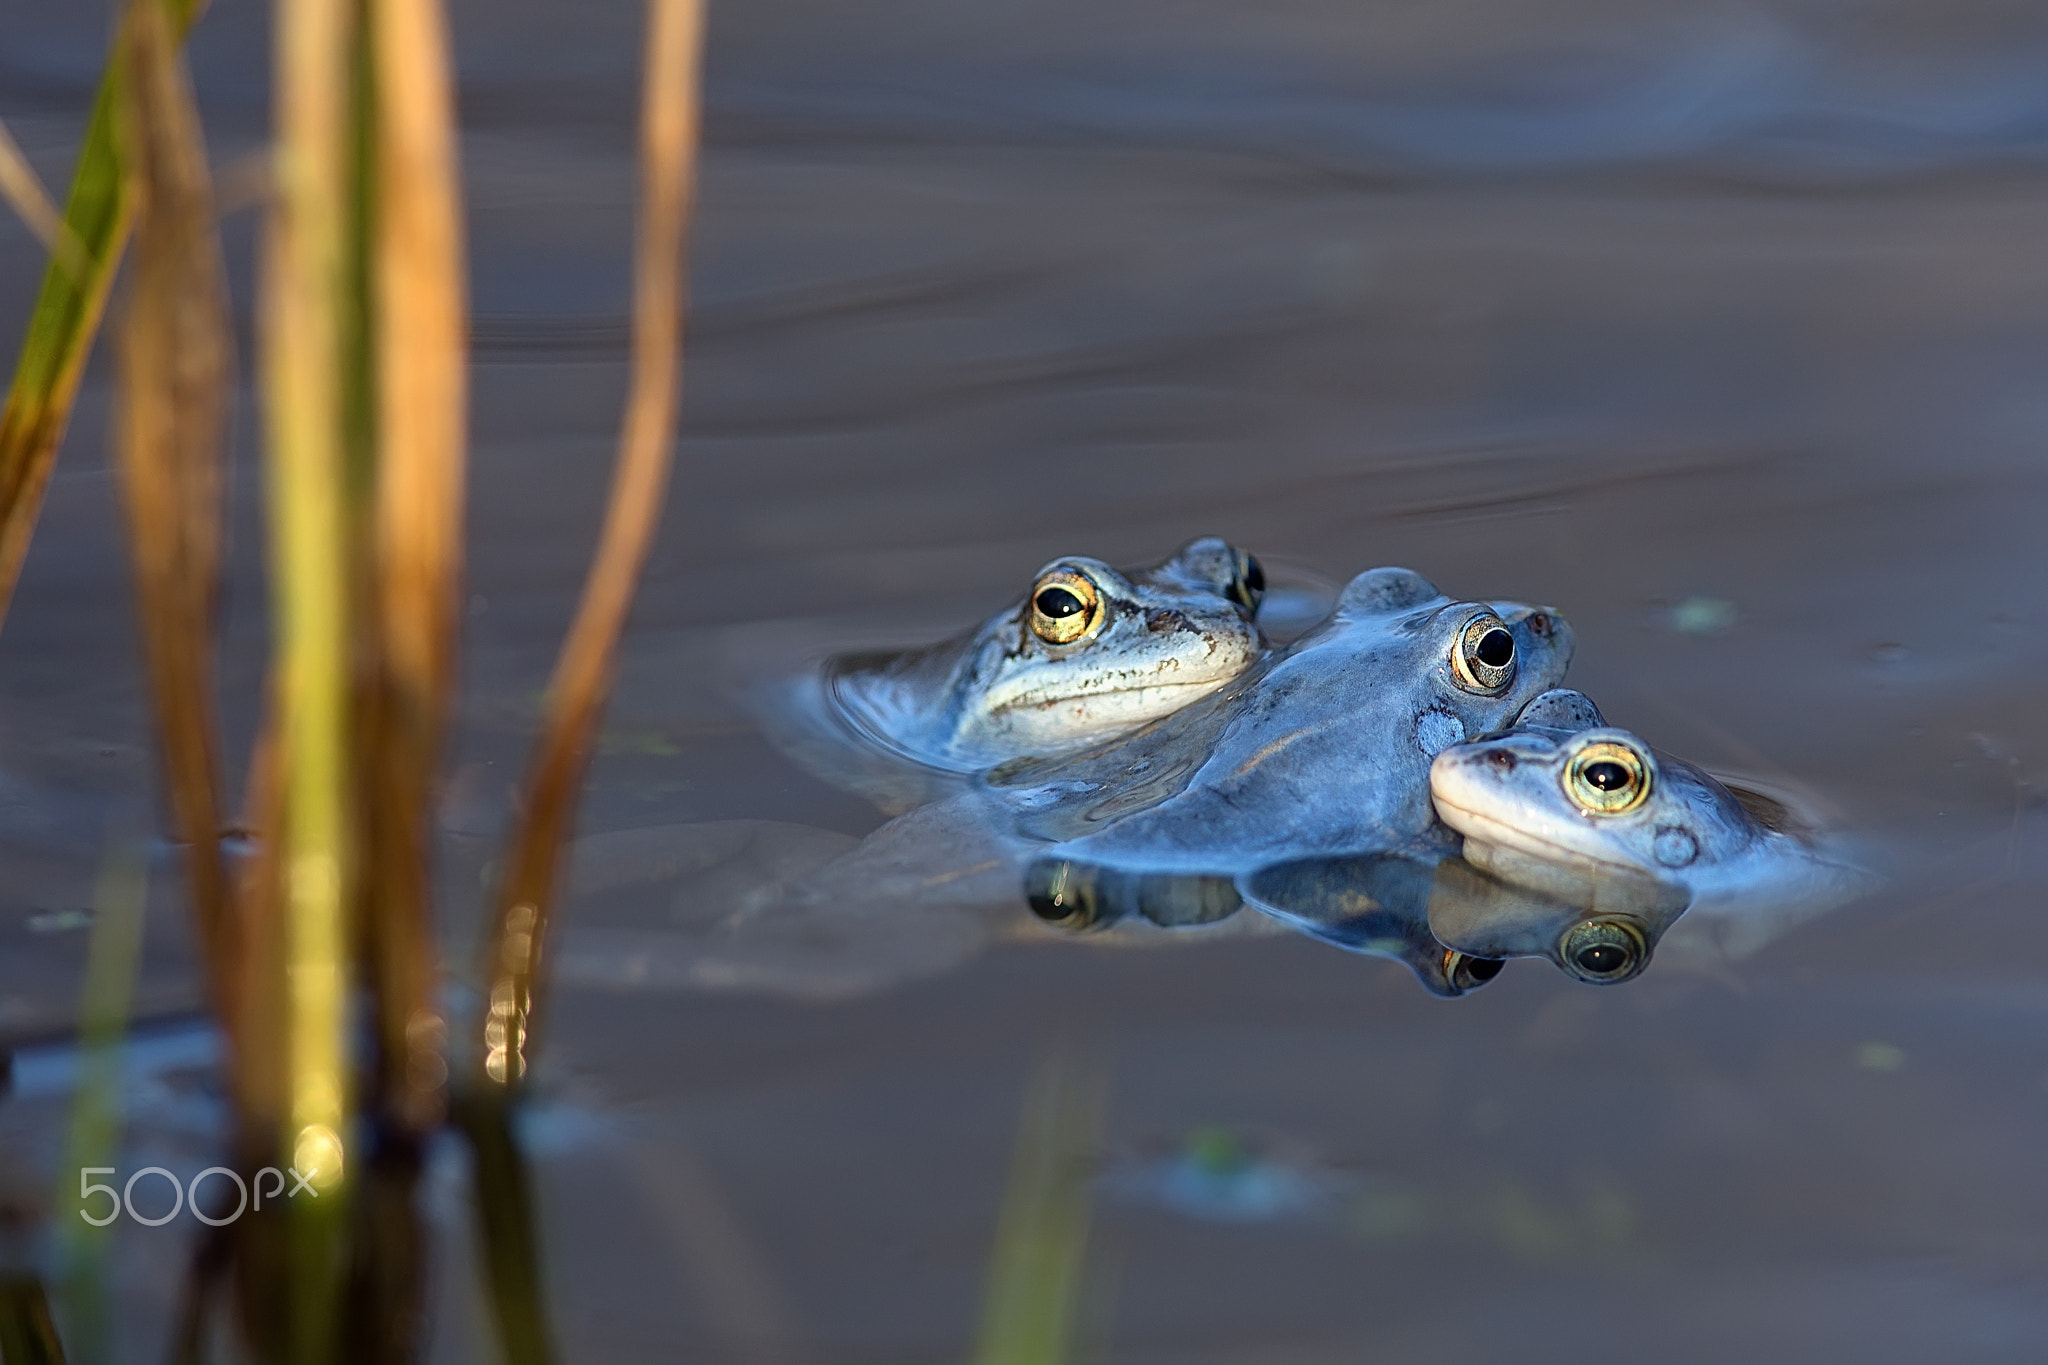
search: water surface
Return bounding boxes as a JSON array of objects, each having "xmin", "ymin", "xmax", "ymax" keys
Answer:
[{"xmin": 4, "ymin": 0, "xmax": 2048, "ymax": 1358}]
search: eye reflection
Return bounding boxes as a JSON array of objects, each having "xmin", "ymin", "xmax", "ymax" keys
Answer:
[
  {"xmin": 1445, "ymin": 950, "xmax": 1506, "ymax": 993},
  {"xmin": 1025, "ymin": 859, "xmax": 1112, "ymax": 930},
  {"xmin": 1451, "ymin": 614, "xmax": 1516, "ymax": 694},
  {"xmin": 1028, "ymin": 569, "xmax": 1104, "ymax": 645},
  {"xmin": 1228, "ymin": 550, "xmax": 1266, "ymax": 612},
  {"xmin": 1557, "ymin": 916, "xmax": 1648, "ymax": 984}
]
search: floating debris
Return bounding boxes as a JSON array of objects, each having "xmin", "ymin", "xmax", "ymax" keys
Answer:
[
  {"xmin": 1667, "ymin": 596, "xmax": 1738, "ymax": 636},
  {"xmin": 1098, "ymin": 1127, "xmax": 1352, "ymax": 1224}
]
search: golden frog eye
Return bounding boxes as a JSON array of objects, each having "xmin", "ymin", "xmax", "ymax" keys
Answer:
[
  {"xmin": 1028, "ymin": 568, "xmax": 1104, "ymax": 645},
  {"xmin": 1565, "ymin": 740, "xmax": 1651, "ymax": 815},
  {"xmin": 1227, "ymin": 549, "xmax": 1266, "ymax": 613},
  {"xmin": 1450, "ymin": 613, "xmax": 1516, "ymax": 694},
  {"xmin": 1557, "ymin": 916, "xmax": 1648, "ymax": 984}
]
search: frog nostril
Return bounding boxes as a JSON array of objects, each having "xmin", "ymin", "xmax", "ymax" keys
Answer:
[
  {"xmin": 1484, "ymin": 749, "xmax": 1516, "ymax": 772},
  {"xmin": 1527, "ymin": 612, "xmax": 1551, "ymax": 638},
  {"xmin": 1145, "ymin": 608, "xmax": 1189, "ymax": 634}
]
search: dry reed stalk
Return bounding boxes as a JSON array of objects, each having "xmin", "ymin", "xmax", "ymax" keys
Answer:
[
  {"xmin": 223, "ymin": 701, "xmax": 295, "ymax": 1360},
  {"xmin": 0, "ymin": 119, "xmax": 88, "ymax": 282},
  {"xmin": 476, "ymin": 0, "xmax": 707, "ymax": 1089},
  {"xmin": 263, "ymin": 0, "xmax": 353, "ymax": 1199},
  {"xmin": 0, "ymin": 0, "xmax": 206, "ymax": 632},
  {"xmin": 113, "ymin": 0, "xmax": 240, "ymax": 1068},
  {"xmin": 359, "ymin": 0, "xmax": 467, "ymax": 1136}
]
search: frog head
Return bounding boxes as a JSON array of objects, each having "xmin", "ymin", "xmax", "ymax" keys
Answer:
[
  {"xmin": 1429, "ymin": 706, "xmax": 1768, "ymax": 894},
  {"xmin": 831, "ymin": 537, "xmax": 1268, "ymax": 769}
]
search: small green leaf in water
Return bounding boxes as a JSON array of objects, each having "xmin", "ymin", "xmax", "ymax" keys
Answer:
[
  {"xmin": 597, "ymin": 728, "xmax": 681, "ymax": 758},
  {"xmin": 1668, "ymin": 597, "xmax": 1738, "ymax": 636},
  {"xmin": 1181, "ymin": 1125, "xmax": 1246, "ymax": 1177},
  {"xmin": 1349, "ymin": 1182, "xmax": 1427, "ymax": 1245}
]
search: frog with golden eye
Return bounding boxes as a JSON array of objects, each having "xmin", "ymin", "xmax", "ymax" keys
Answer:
[
  {"xmin": 820, "ymin": 536, "xmax": 1269, "ymax": 774},
  {"xmin": 1426, "ymin": 692, "xmax": 1874, "ymax": 981},
  {"xmin": 1005, "ymin": 567, "xmax": 1575, "ymax": 915}
]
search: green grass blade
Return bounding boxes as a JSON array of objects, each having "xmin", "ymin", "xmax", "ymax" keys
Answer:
[
  {"xmin": 0, "ymin": 1278, "xmax": 68, "ymax": 1365},
  {"xmin": 0, "ymin": 0, "xmax": 206, "ymax": 631},
  {"xmin": 51, "ymin": 841, "xmax": 148, "ymax": 1365},
  {"xmin": 453, "ymin": 1090, "xmax": 556, "ymax": 1365},
  {"xmin": 972, "ymin": 1056, "xmax": 1104, "ymax": 1365}
]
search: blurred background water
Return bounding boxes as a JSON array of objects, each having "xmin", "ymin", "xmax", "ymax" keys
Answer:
[{"xmin": 5, "ymin": 0, "xmax": 2048, "ymax": 1359}]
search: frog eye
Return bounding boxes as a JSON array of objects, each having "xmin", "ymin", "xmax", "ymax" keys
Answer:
[
  {"xmin": 1028, "ymin": 568, "xmax": 1104, "ymax": 645},
  {"xmin": 1557, "ymin": 916, "xmax": 1648, "ymax": 984},
  {"xmin": 1450, "ymin": 613, "xmax": 1516, "ymax": 694},
  {"xmin": 1024, "ymin": 859, "xmax": 1116, "ymax": 931},
  {"xmin": 1565, "ymin": 740, "xmax": 1651, "ymax": 815},
  {"xmin": 1227, "ymin": 550, "xmax": 1266, "ymax": 613},
  {"xmin": 1444, "ymin": 950, "xmax": 1505, "ymax": 994}
]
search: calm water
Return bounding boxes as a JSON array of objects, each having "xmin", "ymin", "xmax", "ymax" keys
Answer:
[{"xmin": 5, "ymin": 0, "xmax": 2048, "ymax": 1359}]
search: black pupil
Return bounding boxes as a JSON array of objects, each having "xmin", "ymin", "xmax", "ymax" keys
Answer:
[
  {"xmin": 1463, "ymin": 956, "xmax": 1505, "ymax": 983},
  {"xmin": 1035, "ymin": 587, "xmax": 1085, "ymax": 619},
  {"xmin": 1584, "ymin": 761, "xmax": 1631, "ymax": 792},
  {"xmin": 1474, "ymin": 628, "xmax": 1514, "ymax": 668},
  {"xmin": 1241, "ymin": 556, "xmax": 1265, "ymax": 594},
  {"xmin": 1576, "ymin": 944, "xmax": 1627, "ymax": 974}
]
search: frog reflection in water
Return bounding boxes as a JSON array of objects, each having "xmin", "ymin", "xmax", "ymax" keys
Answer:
[
  {"xmin": 824, "ymin": 537, "xmax": 1268, "ymax": 773},
  {"xmin": 1427, "ymin": 692, "xmax": 1873, "ymax": 979}
]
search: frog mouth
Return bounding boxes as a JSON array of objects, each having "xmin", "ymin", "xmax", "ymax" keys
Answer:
[
  {"xmin": 1430, "ymin": 788, "xmax": 1644, "ymax": 881},
  {"xmin": 990, "ymin": 646, "xmax": 1255, "ymax": 715},
  {"xmin": 990, "ymin": 674, "xmax": 1231, "ymax": 718}
]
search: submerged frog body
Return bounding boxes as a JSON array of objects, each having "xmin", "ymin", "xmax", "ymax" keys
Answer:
[
  {"xmin": 1429, "ymin": 695, "xmax": 1872, "ymax": 970},
  {"xmin": 1003, "ymin": 567, "xmax": 1574, "ymax": 884},
  {"xmin": 821, "ymin": 537, "xmax": 1268, "ymax": 774}
]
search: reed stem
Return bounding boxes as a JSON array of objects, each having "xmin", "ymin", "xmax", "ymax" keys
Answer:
[
  {"xmin": 112, "ymin": 0, "xmax": 239, "ymax": 1079},
  {"xmin": 264, "ymin": 0, "xmax": 356, "ymax": 1354},
  {"xmin": 476, "ymin": 0, "xmax": 706, "ymax": 1090},
  {"xmin": 361, "ymin": 0, "xmax": 467, "ymax": 1136}
]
